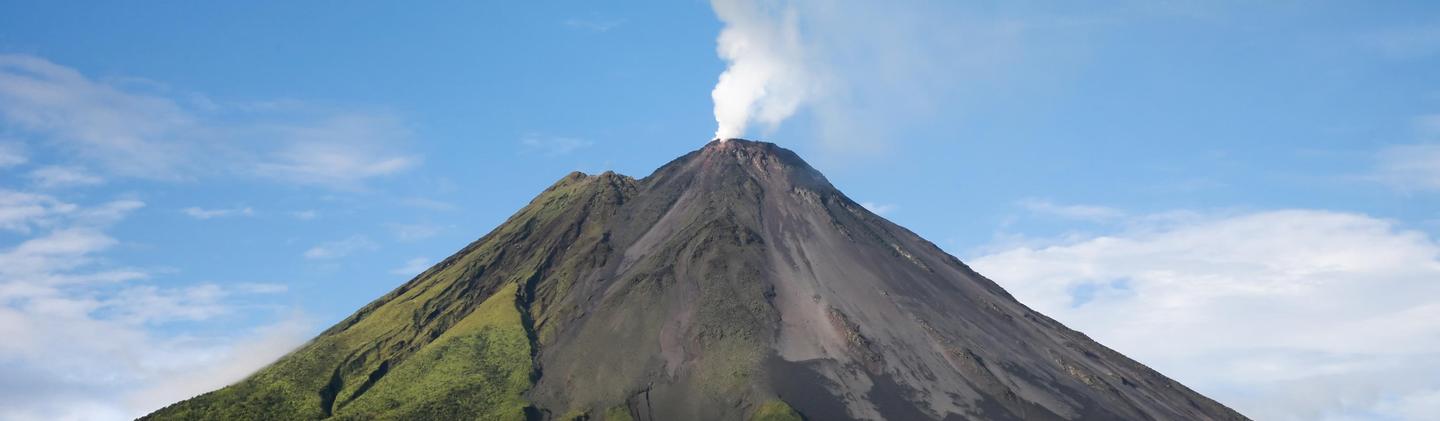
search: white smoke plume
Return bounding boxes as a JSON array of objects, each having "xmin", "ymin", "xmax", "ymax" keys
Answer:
[
  {"xmin": 709, "ymin": 0, "xmax": 819, "ymax": 141},
  {"xmin": 705, "ymin": 0, "xmax": 1027, "ymax": 151}
]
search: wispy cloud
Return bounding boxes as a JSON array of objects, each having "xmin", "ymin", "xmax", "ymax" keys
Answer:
[
  {"xmin": 0, "ymin": 191, "xmax": 66, "ymax": 233},
  {"xmin": 0, "ymin": 55, "xmax": 196, "ymax": 179},
  {"xmin": 249, "ymin": 114, "xmax": 419, "ymax": 189},
  {"xmin": 1018, "ymin": 198, "xmax": 1125, "ymax": 221},
  {"xmin": 1366, "ymin": 114, "xmax": 1440, "ymax": 192},
  {"xmin": 1376, "ymin": 143, "xmax": 1440, "ymax": 191},
  {"xmin": 180, "ymin": 206, "xmax": 255, "ymax": 220},
  {"xmin": 0, "ymin": 54, "xmax": 418, "ymax": 188},
  {"xmin": 0, "ymin": 189, "xmax": 78, "ymax": 234},
  {"xmin": 390, "ymin": 257, "xmax": 432, "ymax": 276},
  {"xmin": 27, "ymin": 165, "xmax": 104, "ymax": 188},
  {"xmin": 302, "ymin": 235, "xmax": 378, "ymax": 260},
  {"xmin": 521, "ymin": 134, "xmax": 593, "ymax": 156},
  {"xmin": 970, "ymin": 208, "xmax": 1440, "ymax": 420},
  {"xmin": 0, "ymin": 140, "xmax": 25, "ymax": 168}
]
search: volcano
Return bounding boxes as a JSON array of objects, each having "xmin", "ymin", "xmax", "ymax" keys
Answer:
[{"xmin": 145, "ymin": 139, "xmax": 1245, "ymax": 420}]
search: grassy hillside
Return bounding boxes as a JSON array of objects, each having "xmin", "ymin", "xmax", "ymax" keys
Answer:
[{"xmin": 142, "ymin": 173, "xmax": 625, "ymax": 420}]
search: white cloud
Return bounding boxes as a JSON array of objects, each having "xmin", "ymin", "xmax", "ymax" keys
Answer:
[
  {"xmin": 0, "ymin": 194, "xmax": 307, "ymax": 420},
  {"xmin": 706, "ymin": 0, "xmax": 1064, "ymax": 151},
  {"xmin": 119, "ymin": 317, "xmax": 308, "ymax": 417},
  {"xmin": 709, "ymin": 0, "xmax": 817, "ymax": 140},
  {"xmin": 390, "ymin": 257, "xmax": 433, "ymax": 276},
  {"xmin": 1375, "ymin": 143, "xmax": 1440, "ymax": 191},
  {"xmin": 0, "ymin": 189, "xmax": 77, "ymax": 234},
  {"xmin": 1370, "ymin": 114, "xmax": 1440, "ymax": 192},
  {"xmin": 107, "ymin": 284, "xmax": 231, "ymax": 324},
  {"xmin": 250, "ymin": 114, "xmax": 419, "ymax": 188},
  {"xmin": 0, "ymin": 54, "xmax": 197, "ymax": 179},
  {"xmin": 0, "ymin": 190, "xmax": 128, "ymax": 237},
  {"xmin": 1018, "ymin": 198, "xmax": 1125, "ymax": 221},
  {"xmin": 78, "ymin": 199, "xmax": 144, "ymax": 227},
  {"xmin": 1373, "ymin": 388, "xmax": 1440, "ymax": 420},
  {"xmin": 0, "ymin": 227, "xmax": 131, "ymax": 289},
  {"xmin": 302, "ymin": 235, "xmax": 378, "ymax": 260},
  {"xmin": 180, "ymin": 206, "xmax": 254, "ymax": 220},
  {"xmin": 0, "ymin": 140, "xmax": 25, "ymax": 168},
  {"xmin": 0, "ymin": 54, "xmax": 418, "ymax": 188},
  {"xmin": 521, "ymin": 134, "xmax": 593, "ymax": 156},
  {"xmin": 860, "ymin": 201, "xmax": 898, "ymax": 215},
  {"xmin": 27, "ymin": 166, "xmax": 105, "ymax": 188},
  {"xmin": 0, "ymin": 306, "xmax": 309, "ymax": 420},
  {"xmin": 969, "ymin": 209, "xmax": 1440, "ymax": 420}
]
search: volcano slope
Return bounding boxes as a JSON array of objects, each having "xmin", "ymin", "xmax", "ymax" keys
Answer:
[{"xmin": 145, "ymin": 139, "xmax": 1246, "ymax": 421}]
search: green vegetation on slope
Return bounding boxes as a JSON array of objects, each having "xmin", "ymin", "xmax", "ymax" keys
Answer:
[
  {"xmin": 137, "ymin": 341, "xmax": 338, "ymax": 420},
  {"xmin": 603, "ymin": 404, "xmax": 635, "ymax": 421},
  {"xmin": 751, "ymin": 400, "xmax": 803, "ymax": 421},
  {"xmin": 336, "ymin": 282, "xmax": 533, "ymax": 420},
  {"xmin": 143, "ymin": 283, "xmax": 536, "ymax": 421},
  {"xmin": 142, "ymin": 172, "xmax": 631, "ymax": 420}
]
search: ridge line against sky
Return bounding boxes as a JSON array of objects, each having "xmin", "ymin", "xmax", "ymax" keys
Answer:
[{"xmin": 0, "ymin": 1, "xmax": 1438, "ymax": 420}]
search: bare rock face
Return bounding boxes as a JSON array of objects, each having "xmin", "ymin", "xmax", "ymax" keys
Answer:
[{"xmin": 146, "ymin": 139, "xmax": 1248, "ymax": 421}]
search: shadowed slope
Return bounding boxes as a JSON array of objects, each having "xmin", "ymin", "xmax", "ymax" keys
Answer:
[{"xmin": 146, "ymin": 139, "xmax": 1246, "ymax": 421}]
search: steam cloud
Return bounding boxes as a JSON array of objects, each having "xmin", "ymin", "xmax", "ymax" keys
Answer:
[
  {"xmin": 709, "ymin": 0, "xmax": 818, "ymax": 141},
  {"xmin": 705, "ymin": 0, "xmax": 995, "ymax": 150}
]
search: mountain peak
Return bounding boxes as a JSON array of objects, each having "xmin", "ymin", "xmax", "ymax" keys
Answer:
[
  {"xmin": 643, "ymin": 137, "xmax": 834, "ymax": 195},
  {"xmin": 707, "ymin": 136, "xmax": 769, "ymax": 148},
  {"xmin": 701, "ymin": 137, "xmax": 793, "ymax": 161}
]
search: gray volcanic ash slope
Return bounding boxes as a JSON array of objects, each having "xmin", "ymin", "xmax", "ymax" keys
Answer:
[{"xmin": 146, "ymin": 139, "xmax": 1246, "ymax": 421}]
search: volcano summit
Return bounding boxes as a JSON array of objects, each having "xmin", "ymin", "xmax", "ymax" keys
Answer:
[{"xmin": 145, "ymin": 139, "xmax": 1245, "ymax": 420}]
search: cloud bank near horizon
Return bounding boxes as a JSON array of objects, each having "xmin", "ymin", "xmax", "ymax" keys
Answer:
[
  {"xmin": 972, "ymin": 207, "xmax": 1440, "ymax": 420},
  {"xmin": 0, "ymin": 189, "xmax": 311, "ymax": 419}
]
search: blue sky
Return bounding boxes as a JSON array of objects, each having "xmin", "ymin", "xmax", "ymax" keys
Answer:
[{"xmin": 1, "ymin": 1, "xmax": 1438, "ymax": 420}]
